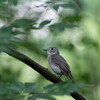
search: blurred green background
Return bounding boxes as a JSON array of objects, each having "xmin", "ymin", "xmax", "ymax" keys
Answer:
[{"xmin": 0, "ymin": 0, "xmax": 100, "ymax": 100}]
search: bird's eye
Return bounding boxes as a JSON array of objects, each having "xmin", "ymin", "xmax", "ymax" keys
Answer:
[{"xmin": 51, "ymin": 48, "xmax": 53, "ymax": 50}]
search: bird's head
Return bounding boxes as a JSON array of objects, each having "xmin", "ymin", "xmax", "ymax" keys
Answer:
[{"xmin": 44, "ymin": 47, "xmax": 59, "ymax": 55}]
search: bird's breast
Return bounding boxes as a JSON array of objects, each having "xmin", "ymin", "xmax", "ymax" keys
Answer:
[
  {"xmin": 50, "ymin": 63, "xmax": 62, "ymax": 74},
  {"xmin": 48, "ymin": 56, "xmax": 62, "ymax": 74}
]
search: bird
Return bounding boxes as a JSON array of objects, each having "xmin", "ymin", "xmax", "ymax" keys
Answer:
[{"xmin": 44, "ymin": 47, "xmax": 74, "ymax": 82}]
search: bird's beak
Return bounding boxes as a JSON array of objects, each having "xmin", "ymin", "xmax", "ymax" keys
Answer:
[{"xmin": 43, "ymin": 49, "xmax": 47, "ymax": 51}]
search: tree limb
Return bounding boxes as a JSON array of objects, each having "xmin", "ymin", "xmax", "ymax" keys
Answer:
[{"xmin": 2, "ymin": 46, "xmax": 86, "ymax": 100}]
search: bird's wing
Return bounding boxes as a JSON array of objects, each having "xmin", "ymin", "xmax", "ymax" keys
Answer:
[{"xmin": 51, "ymin": 54, "xmax": 74, "ymax": 82}]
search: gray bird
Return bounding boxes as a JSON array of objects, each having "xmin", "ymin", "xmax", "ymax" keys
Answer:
[{"xmin": 44, "ymin": 47, "xmax": 74, "ymax": 82}]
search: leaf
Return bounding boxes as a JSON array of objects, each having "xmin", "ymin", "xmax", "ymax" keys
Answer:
[
  {"xmin": 53, "ymin": 2, "xmax": 78, "ymax": 11},
  {"xmin": 39, "ymin": 20, "xmax": 52, "ymax": 28},
  {"xmin": 10, "ymin": 37, "xmax": 22, "ymax": 43},
  {"xmin": 0, "ymin": 0, "xmax": 7, "ymax": 4},
  {"xmin": 0, "ymin": 26, "xmax": 12, "ymax": 44},
  {"xmin": 25, "ymin": 83, "xmax": 39, "ymax": 93},
  {"xmin": 44, "ymin": 82, "xmax": 89, "ymax": 95},
  {"xmin": 49, "ymin": 23, "xmax": 65, "ymax": 31},
  {"xmin": 7, "ymin": 82, "xmax": 24, "ymax": 94},
  {"xmin": 49, "ymin": 23, "xmax": 78, "ymax": 31},
  {"xmin": 0, "ymin": 82, "xmax": 7, "ymax": 95},
  {"xmin": 28, "ymin": 95, "xmax": 37, "ymax": 100},
  {"xmin": 60, "ymin": 2, "xmax": 77, "ymax": 9},
  {"xmin": 0, "ymin": 0, "xmax": 18, "ymax": 5},
  {"xmin": 38, "ymin": 94, "xmax": 56, "ymax": 100},
  {"xmin": 0, "ymin": 25, "xmax": 27, "ymax": 50},
  {"xmin": 0, "ymin": 82, "xmax": 25, "ymax": 100},
  {"xmin": 11, "ymin": 18, "xmax": 35, "ymax": 28},
  {"xmin": 11, "ymin": 0, "xmax": 19, "ymax": 5},
  {"xmin": 12, "ymin": 30, "xmax": 26, "ymax": 35}
]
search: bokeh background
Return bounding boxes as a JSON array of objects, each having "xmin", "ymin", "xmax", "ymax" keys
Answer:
[{"xmin": 0, "ymin": 0, "xmax": 100, "ymax": 100}]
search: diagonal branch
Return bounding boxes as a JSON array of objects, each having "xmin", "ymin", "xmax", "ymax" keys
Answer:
[
  {"xmin": 2, "ymin": 46, "xmax": 86, "ymax": 100},
  {"xmin": 2, "ymin": 46, "xmax": 61, "ymax": 83}
]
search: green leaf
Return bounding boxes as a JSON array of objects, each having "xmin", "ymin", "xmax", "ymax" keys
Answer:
[
  {"xmin": 49, "ymin": 23, "xmax": 65, "ymax": 31},
  {"xmin": 0, "ymin": 26, "xmax": 12, "ymax": 45},
  {"xmin": 60, "ymin": 2, "xmax": 77, "ymax": 9},
  {"xmin": 28, "ymin": 95, "xmax": 37, "ymax": 100},
  {"xmin": 49, "ymin": 23, "xmax": 78, "ymax": 31},
  {"xmin": 11, "ymin": 30, "xmax": 26, "ymax": 35},
  {"xmin": 44, "ymin": 82, "xmax": 88, "ymax": 95},
  {"xmin": 39, "ymin": 20, "xmax": 52, "ymax": 28},
  {"xmin": 0, "ymin": 82, "xmax": 25, "ymax": 100},
  {"xmin": 10, "ymin": 37, "xmax": 22, "ymax": 43},
  {"xmin": 7, "ymin": 82, "xmax": 24, "ymax": 94},
  {"xmin": 25, "ymin": 83, "xmax": 39, "ymax": 93},
  {"xmin": 11, "ymin": 18, "xmax": 35, "ymax": 28},
  {"xmin": 0, "ymin": 0, "xmax": 7, "ymax": 4},
  {"xmin": 37, "ymin": 94, "xmax": 56, "ymax": 100},
  {"xmin": 11, "ymin": 0, "xmax": 19, "ymax": 5},
  {"xmin": 53, "ymin": 2, "xmax": 78, "ymax": 11},
  {"xmin": 0, "ymin": 0, "xmax": 18, "ymax": 5}
]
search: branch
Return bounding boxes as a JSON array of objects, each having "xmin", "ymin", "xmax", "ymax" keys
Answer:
[
  {"xmin": 2, "ymin": 46, "xmax": 86, "ymax": 100},
  {"xmin": 2, "ymin": 46, "xmax": 61, "ymax": 83}
]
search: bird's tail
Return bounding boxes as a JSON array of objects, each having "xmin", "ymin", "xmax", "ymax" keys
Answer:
[
  {"xmin": 64, "ymin": 72, "xmax": 75, "ymax": 83},
  {"xmin": 69, "ymin": 75, "xmax": 75, "ymax": 83},
  {"xmin": 67, "ymin": 72, "xmax": 75, "ymax": 83}
]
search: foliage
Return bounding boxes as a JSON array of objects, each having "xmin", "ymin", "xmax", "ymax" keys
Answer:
[{"xmin": 0, "ymin": 81, "xmax": 88, "ymax": 100}]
